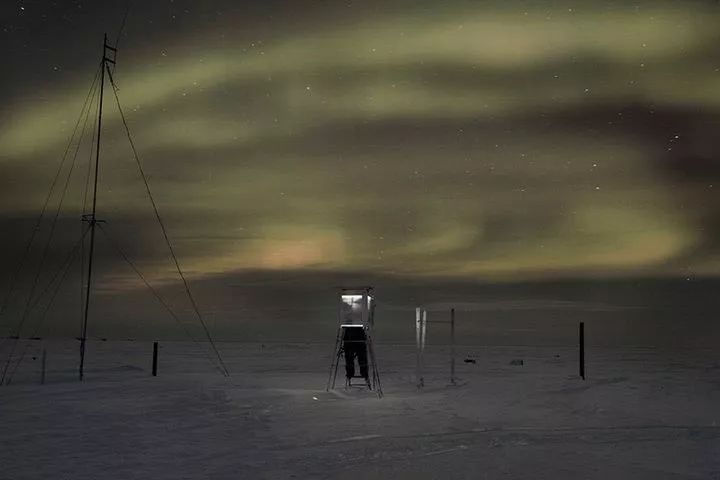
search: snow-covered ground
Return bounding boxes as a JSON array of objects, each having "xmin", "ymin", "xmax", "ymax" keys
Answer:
[{"xmin": 1, "ymin": 339, "xmax": 719, "ymax": 479}]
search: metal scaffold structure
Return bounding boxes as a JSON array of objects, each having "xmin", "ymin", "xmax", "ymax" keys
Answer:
[{"xmin": 415, "ymin": 307, "xmax": 457, "ymax": 389}]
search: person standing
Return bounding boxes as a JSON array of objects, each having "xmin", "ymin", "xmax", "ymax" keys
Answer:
[{"xmin": 343, "ymin": 326, "xmax": 369, "ymax": 386}]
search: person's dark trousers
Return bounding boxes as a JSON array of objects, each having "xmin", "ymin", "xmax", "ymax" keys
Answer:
[
  {"xmin": 343, "ymin": 328, "xmax": 369, "ymax": 380},
  {"xmin": 344, "ymin": 344, "xmax": 356, "ymax": 379},
  {"xmin": 355, "ymin": 342, "xmax": 369, "ymax": 379}
]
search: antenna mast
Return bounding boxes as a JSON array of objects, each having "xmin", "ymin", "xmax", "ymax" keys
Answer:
[{"xmin": 79, "ymin": 34, "xmax": 116, "ymax": 381}]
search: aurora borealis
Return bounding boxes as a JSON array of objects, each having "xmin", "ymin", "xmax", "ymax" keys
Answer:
[{"xmin": 1, "ymin": 1, "xmax": 719, "ymax": 340}]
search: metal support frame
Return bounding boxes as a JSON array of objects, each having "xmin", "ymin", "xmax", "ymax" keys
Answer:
[
  {"xmin": 579, "ymin": 321, "xmax": 585, "ymax": 380},
  {"xmin": 416, "ymin": 307, "xmax": 457, "ymax": 389},
  {"xmin": 415, "ymin": 307, "xmax": 426, "ymax": 389}
]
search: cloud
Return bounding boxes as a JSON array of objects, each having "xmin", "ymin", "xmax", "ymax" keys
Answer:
[{"xmin": 1, "ymin": 0, "xmax": 719, "ymax": 291}]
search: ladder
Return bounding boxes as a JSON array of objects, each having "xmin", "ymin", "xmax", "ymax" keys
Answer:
[{"xmin": 327, "ymin": 325, "xmax": 383, "ymax": 398}]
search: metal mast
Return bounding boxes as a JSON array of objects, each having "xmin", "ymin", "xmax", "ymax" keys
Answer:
[{"xmin": 79, "ymin": 34, "xmax": 116, "ymax": 381}]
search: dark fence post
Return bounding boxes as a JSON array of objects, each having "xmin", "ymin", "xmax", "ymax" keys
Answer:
[
  {"xmin": 450, "ymin": 308, "xmax": 456, "ymax": 385},
  {"xmin": 152, "ymin": 341, "xmax": 158, "ymax": 377},
  {"xmin": 40, "ymin": 347, "xmax": 47, "ymax": 385},
  {"xmin": 579, "ymin": 322, "xmax": 585, "ymax": 380}
]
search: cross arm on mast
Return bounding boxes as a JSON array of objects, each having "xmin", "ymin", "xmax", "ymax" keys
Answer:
[{"xmin": 103, "ymin": 36, "xmax": 117, "ymax": 64}]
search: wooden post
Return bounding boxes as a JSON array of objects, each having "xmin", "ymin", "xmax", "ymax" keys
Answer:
[
  {"xmin": 450, "ymin": 308, "xmax": 456, "ymax": 385},
  {"xmin": 40, "ymin": 347, "xmax": 47, "ymax": 385},
  {"xmin": 152, "ymin": 341, "xmax": 158, "ymax": 377},
  {"xmin": 579, "ymin": 322, "xmax": 585, "ymax": 380}
]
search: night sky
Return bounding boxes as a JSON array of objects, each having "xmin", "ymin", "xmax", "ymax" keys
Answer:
[{"xmin": 1, "ymin": 1, "xmax": 719, "ymax": 342}]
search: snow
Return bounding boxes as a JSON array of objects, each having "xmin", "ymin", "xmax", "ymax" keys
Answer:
[{"xmin": 1, "ymin": 340, "xmax": 719, "ymax": 479}]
